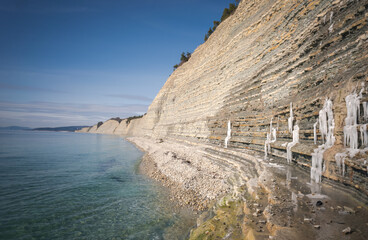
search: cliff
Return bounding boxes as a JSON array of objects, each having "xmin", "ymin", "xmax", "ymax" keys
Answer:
[{"xmin": 81, "ymin": 0, "xmax": 368, "ymax": 195}]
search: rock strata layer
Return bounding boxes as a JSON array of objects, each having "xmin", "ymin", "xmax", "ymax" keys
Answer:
[{"xmin": 79, "ymin": 0, "xmax": 368, "ymax": 196}]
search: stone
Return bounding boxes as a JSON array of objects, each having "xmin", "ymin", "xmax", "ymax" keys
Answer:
[
  {"xmin": 343, "ymin": 206, "xmax": 356, "ymax": 214},
  {"xmin": 342, "ymin": 227, "xmax": 352, "ymax": 234}
]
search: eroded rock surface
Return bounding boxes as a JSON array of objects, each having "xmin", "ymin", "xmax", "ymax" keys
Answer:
[{"xmin": 80, "ymin": 0, "xmax": 368, "ymax": 196}]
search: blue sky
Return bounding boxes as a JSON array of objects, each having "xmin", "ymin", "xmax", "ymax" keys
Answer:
[{"xmin": 0, "ymin": 0, "xmax": 233, "ymax": 128}]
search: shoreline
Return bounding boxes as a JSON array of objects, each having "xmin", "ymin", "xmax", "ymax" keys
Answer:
[
  {"xmin": 128, "ymin": 136, "xmax": 368, "ymax": 239},
  {"xmin": 128, "ymin": 137, "xmax": 233, "ymax": 212},
  {"xmin": 138, "ymin": 154, "xmax": 209, "ymax": 211}
]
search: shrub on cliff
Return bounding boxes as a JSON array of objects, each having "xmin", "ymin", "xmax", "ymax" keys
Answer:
[
  {"xmin": 125, "ymin": 114, "xmax": 144, "ymax": 125},
  {"xmin": 221, "ymin": 8, "xmax": 231, "ymax": 22},
  {"xmin": 204, "ymin": 2, "xmax": 239, "ymax": 42},
  {"xmin": 173, "ymin": 52, "xmax": 192, "ymax": 70},
  {"xmin": 110, "ymin": 117, "xmax": 122, "ymax": 123},
  {"xmin": 175, "ymin": 1, "xmax": 240, "ymax": 69}
]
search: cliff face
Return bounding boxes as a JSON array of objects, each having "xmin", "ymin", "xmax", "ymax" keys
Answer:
[{"xmin": 82, "ymin": 0, "xmax": 368, "ymax": 195}]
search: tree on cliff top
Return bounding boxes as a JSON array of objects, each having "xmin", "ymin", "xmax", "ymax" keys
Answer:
[
  {"xmin": 204, "ymin": 1, "xmax": 239, "ymax": 42},
  {"xmin": 173, "ymin": 52, "xmax": 192, "ymax": 70}
]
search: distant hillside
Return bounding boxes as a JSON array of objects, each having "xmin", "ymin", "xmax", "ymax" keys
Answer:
[
  {"xmin": 0, "ymin": 126, "xmax": 31, "ymax": 130},
  {"xmin": 33, "ymin": 126, "xmax": 89, "ymax": 132}
]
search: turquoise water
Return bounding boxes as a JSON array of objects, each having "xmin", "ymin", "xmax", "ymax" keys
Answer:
[{"xmin": 0, "ymin": 131, "xmax": 195, "ymax": 240}]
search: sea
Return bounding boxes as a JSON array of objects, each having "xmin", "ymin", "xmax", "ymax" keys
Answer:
[{"xmin": 0, "ymin": 130, "xmax": 196, "ymax": 240}]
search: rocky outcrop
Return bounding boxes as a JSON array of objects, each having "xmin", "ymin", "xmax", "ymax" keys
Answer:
[
  {"xmin": 94, "ymin": 119, "xmax": 120, "ymax": 134},
  {"xmin": 76, "ymin": 126, "xmax": 91, "ymax": 133},
  {"xmin": 81, "ymin": 0, "xmax": 368, "ymax": 195},
  {"xmin": 77, "ymin": 119, "xmax": 120, "ymax": 134}
]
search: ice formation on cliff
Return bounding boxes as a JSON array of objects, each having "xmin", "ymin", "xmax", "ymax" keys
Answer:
[
  {"xmin": 264, "ymin": 133, "xmax": 271, "ymax": 157},
  {"xmin": 270, "ymin": 118, "xmax": 277, "ymax": 142},
  {"xmin": 288, "ymin": 102, "xmax": 293, "ymax": 133},
  {"xmin": 363, "ymin": 102, "xmax": 368, "ymax": 121},
  {"xmin": 287, "ymin": 125, "xmax": 299, "ymax": 163},
  {"xmin": 344, "ymin": 92, "xmax": 360, "ymax": 149},
  {"xmin": 286, "ymin": 103, "xmax": 299, "ymax": 163},
  {"xmin": 360, "ymin": 124, "xmax": 368, "ymax": 147},
  {"xmin": 265, "ymin": 118, "xmax": 277, "ymax": 157},
  {"xmin": 335, "ymin": 152, "xmax": 346, "ymax": 176},
  {"xmin": 330, "ymin": 11, "xmax": 333, "ymax": 23},
  {"xmin": 336, "ymin": 85, "xmax": 368, "ymax": 176},
  {"xmin": 311, "ymin": 98, "xmax": 335, "ymax": 183},
  {"xmin": 224, "ymin": 120, "xmax": 231, "ymax": 148},
  {"xmin": 313, "ymin": 121, "xmax": 318, "ymax": 145}
]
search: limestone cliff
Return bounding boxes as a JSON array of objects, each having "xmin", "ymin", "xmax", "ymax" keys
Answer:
[
  {"xmin": 81, "ymin": 0, "xmax": 368, "ymax": 195},
  {"xmin": 77, "ymin": 119, "xmax": 120, "ymax": 134}
]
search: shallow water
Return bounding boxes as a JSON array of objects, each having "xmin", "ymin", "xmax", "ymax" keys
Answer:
[
  {"xmin": 263, "ymin": 155, "xmax": 368, "ymax": 240},
  {"xmin": 0, "ymin": 131, "xmax": 196, "ymax": 240}
]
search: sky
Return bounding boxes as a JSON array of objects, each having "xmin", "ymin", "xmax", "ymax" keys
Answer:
[{"xmin": 0, "ymin": 0, "xmax": 233, "ymax": 128}]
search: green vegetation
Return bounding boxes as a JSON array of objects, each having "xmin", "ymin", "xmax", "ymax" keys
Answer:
[
  {"xmin": 173, "ymin": 1, "xmax": 240, "ymax": 71},
  {"xmin": 97, "ymin": 121, "xmax": 103, "ymax": 128},
  {"xmin": 205, "ymin": 1, "xmax": 240, "ymax": 42},
  {"xmin": 109, "ymin": 117, "xmax": 123, "ymax": 123},
  {"xmin": 32, "ymin": 126, "xmax": 89, "ymax": 132},
  {"xmin": 125, "ymin": 114, "xmax": 145, "ymax": 124},
  {"xmin": 173, "ymin": 52, "xmax": 191, "ymax": 70},
  {"xmin": 189, "ymin": 196, "xmax": 244, "ymax": 240}
]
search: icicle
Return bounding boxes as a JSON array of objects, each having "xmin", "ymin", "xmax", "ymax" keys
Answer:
[
  {"xmin": 292, "ymin": 125, "xmax": 299, "ymax": 143},
  {"xmin": 286, "ymin": 103, "xmax": 297, "ymax": 163},
  {"xmin": 360, "ymin": 124, "xmax": 368, "ymax": 147},
  {"xmin": 344, "ymin": 93, "xmax": 360, "ymax": 149},
  {"xmin": 265, "ymin": 118, "xmax": 277, "ymax": 157},
  {"xmin": 325, "ymin": 99, "xmax": 336, "ymax": 147},
  {"xmin": 288, "ymin": 102, "xmax": 293, "ymax": 133},
  {"xmin": 344, "ymin": 125, "xmax": 358, "ymax": 149},
  {"xmin": 270, "ymin": 117, "xmax": 276, "ymax": 142},
  {"xmin": 330, "ymin": 11, "xmax": 333, "ymax": 23},
  {"xmin": 270, "ymin": 117, "xmax": 273, "ymax": 136},
  {"xmin": 313, "ymin": 120, "xmax": 318, "ymax": 144},
  {"xmin": 224, "ymin": 120, "xmax": 231, "ymax": 148},
  {"xmin": 319, "ymin": 108, "xmax": 327, "ymax": 144},
  {"xmin": 335, "ymin": 153, "xmax": 346, "ymax": 176},
  {"xmin": 287, "ymin": 125, "xmax": 299, "ymax": 163},
  {"xmin": 363, "ymin": 102, "xmax": 368, "ymax": 121},
  {"xmin": 310, "ymin": 98, "xmax": 335, "ymax": 183},
  {"xmin": 272, "ymin": 128, "xmax": 277, "ymax": 142},
  {"xmin": 264, "ymin": 133, "xmax": 270, "ymax": 157}
]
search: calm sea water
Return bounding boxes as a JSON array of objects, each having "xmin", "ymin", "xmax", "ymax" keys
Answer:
[{"xmin": 0, "ymin": 131, "xmax": 195, "ymax": 240}]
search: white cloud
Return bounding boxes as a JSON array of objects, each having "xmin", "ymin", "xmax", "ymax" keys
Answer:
[{"xmin": 0, "ymin": 101, "xmax": 148, "ymax": 128}]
